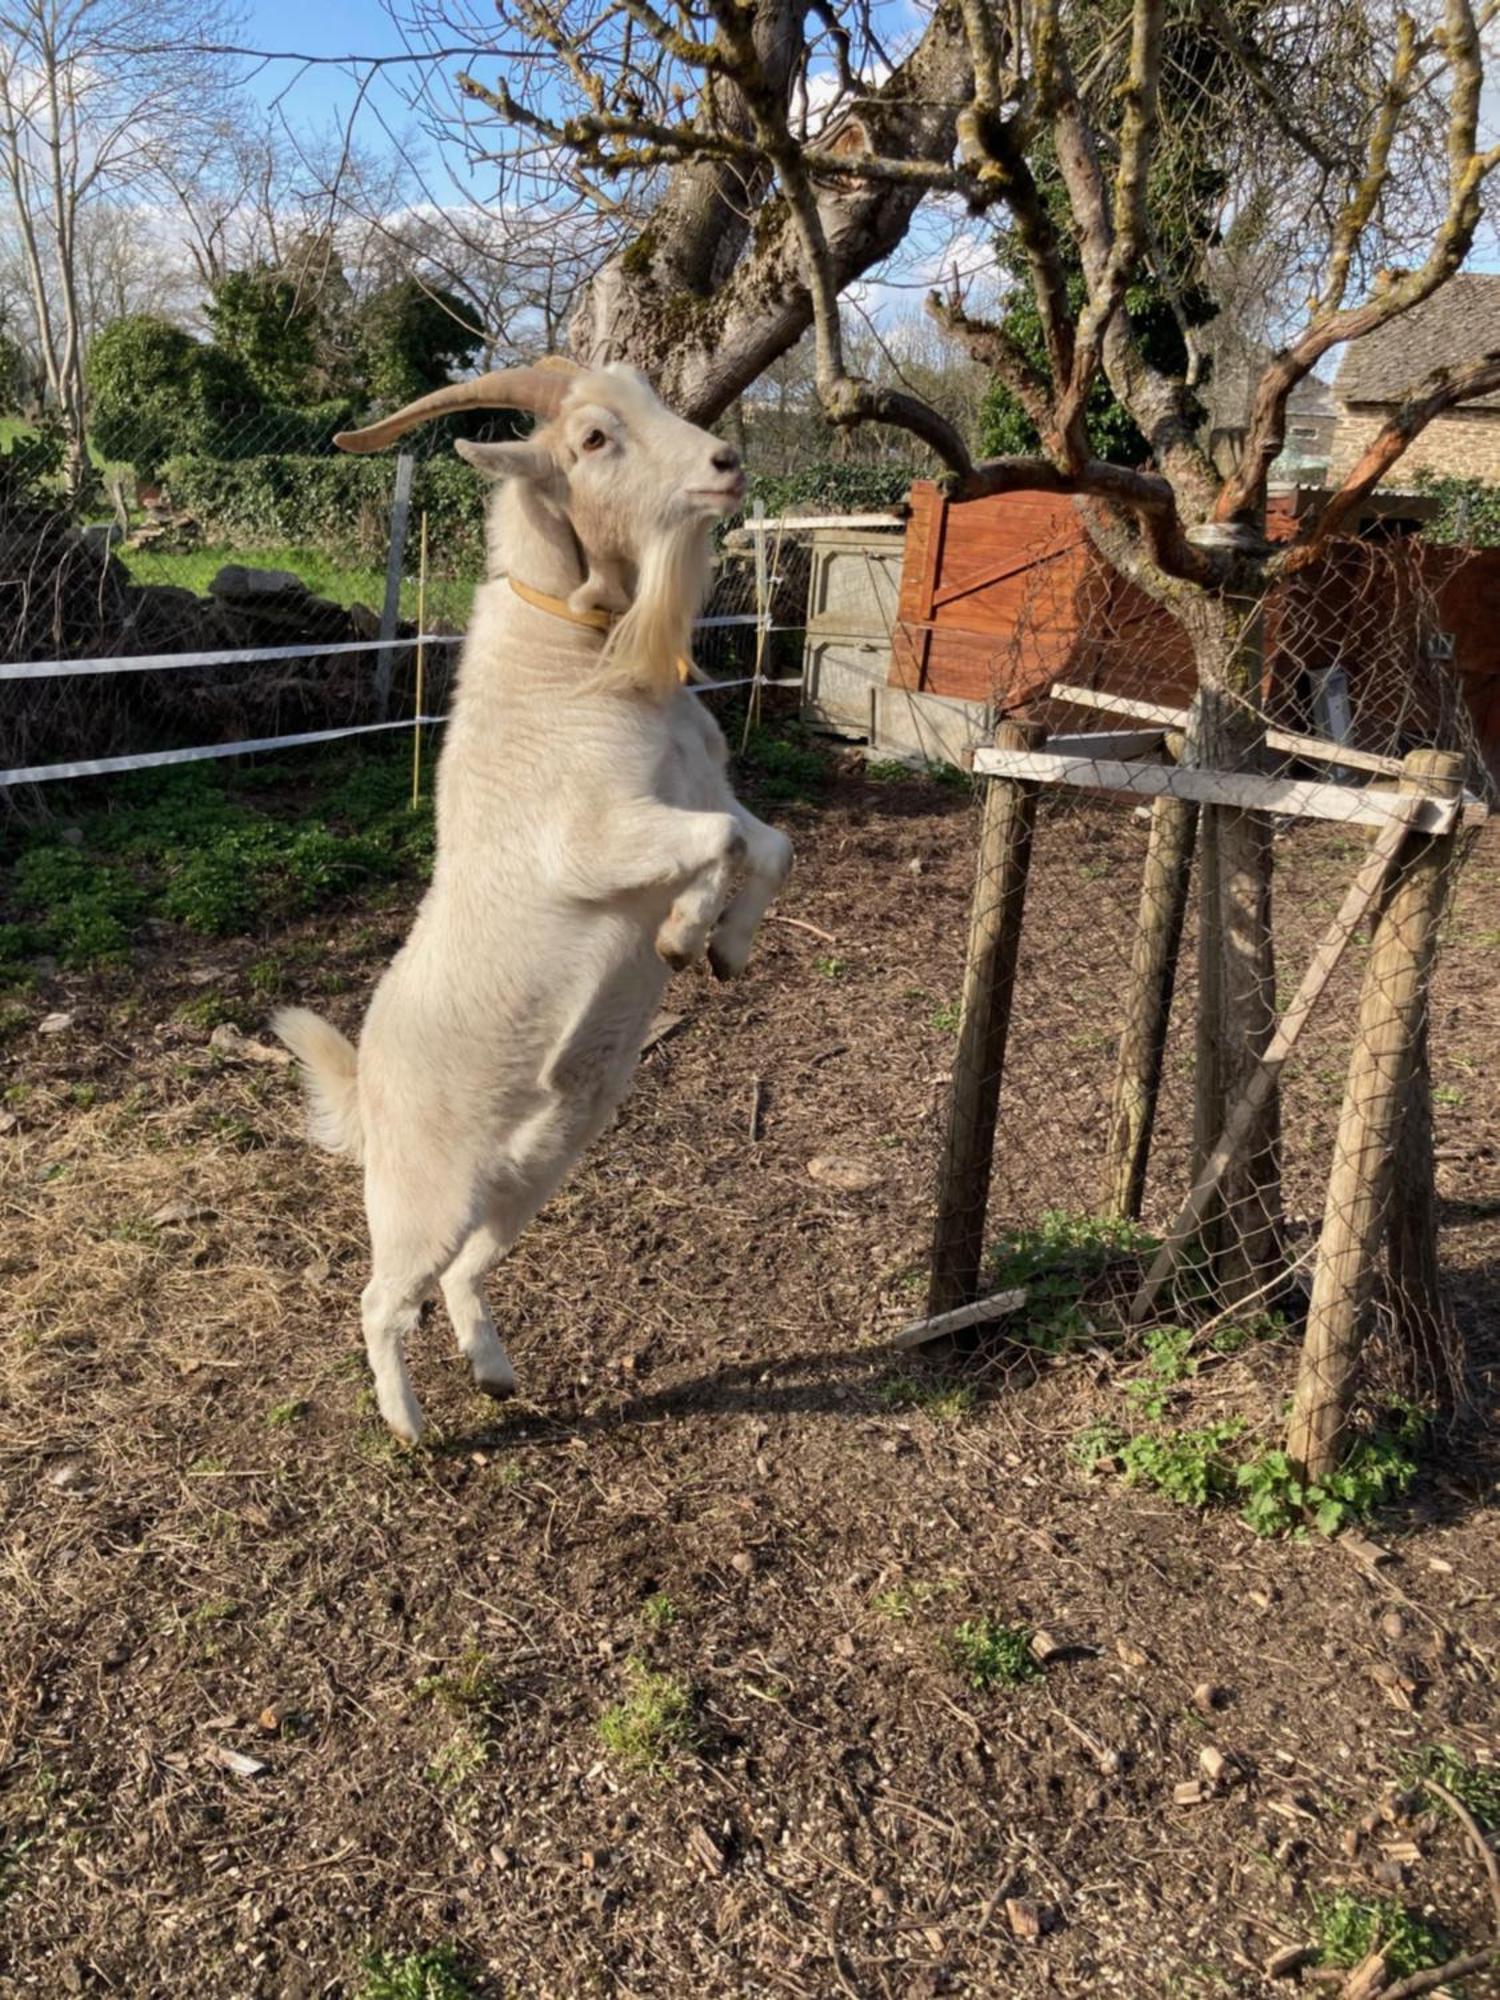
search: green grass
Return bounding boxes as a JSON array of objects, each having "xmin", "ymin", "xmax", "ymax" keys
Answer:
[
  {"xmin": 1, "ymin": 745, "xmax": 434, "ymax": 972},
  {"xmin": 950, "ymin": 1617, "xmax": 1042, "ymax": 1690},
  {"xmin": 111, "ymin": 540, "xmax": 475, "ymax": 626},
  {"xmin": 641, "ymin": 1591, "xmax": 681, "ymax": 1632},
  {"xmin": 415, "ymin": 1649, "xmax": 505, "ymax": 1717},
  {"xmin": 597, "ymin": 1660, "xmax": 698, "ymax": 1771},
  {"xmin": 877, "ymin": 1371, "xmax": 977, "ymax": 1421},
  {"xmin": 356, "ymin": 1945, "xmax": 475, "ymax": 2000}
]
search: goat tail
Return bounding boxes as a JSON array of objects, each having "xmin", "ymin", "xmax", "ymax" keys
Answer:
[{"xmin": 272, "ymin": 1007, "xmax": 364, "ymax": 1163}]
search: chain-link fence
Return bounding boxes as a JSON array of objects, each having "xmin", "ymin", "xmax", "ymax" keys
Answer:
[
  {"xmin": 920, "ymin": 531, "xmax": 1491, "ymax": 1483},
  {"xmin": 0, "ymin": 406, "xmax": 883, "ymax": 791}
]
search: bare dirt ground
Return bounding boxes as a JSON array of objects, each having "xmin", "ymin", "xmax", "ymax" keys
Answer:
[{"xmin": 2, "ymin": 750, "xmax": 1498, "ymax": 1999}]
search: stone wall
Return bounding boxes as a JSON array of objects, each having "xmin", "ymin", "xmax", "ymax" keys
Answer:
[{"xmin": 1328, "ymin": 404, "xmax": 1500, "ymax": 486}]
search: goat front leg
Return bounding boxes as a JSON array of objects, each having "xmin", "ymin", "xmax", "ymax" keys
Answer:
[
  {"xmin": 571, "ymin": 802, "xmax": 746, "ymax": 970},
  {"xmin": 708, "ymin": 805, "xmax": 793, "ymax": 980}
]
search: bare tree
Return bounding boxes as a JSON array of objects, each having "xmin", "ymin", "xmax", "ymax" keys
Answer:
[
  {"xmin": 0, "ymin": 0, "xmax": 240, "ymax": 485},
  {"xmin": 406, "ymin": 0, "xmax": 1500, "ymax": 1307}
]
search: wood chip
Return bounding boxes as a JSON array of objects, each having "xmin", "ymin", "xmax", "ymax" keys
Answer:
[
  {"xmin": 640, "ymin": 1010, "xmax": 686, "ymax": 1053},
  {"xmin": 806, "ymin": 1154, "xmax": 884, "ymax": 1192},
  {"xmin": 1192, "ymin": 1682, "xmax": 1228, "ymax": 1715},
  {"xmin": 687, "ymin": 1823, "xmax": 726, "ymax": 1877},
  {"xmin": 1340, "ymin": 1532, "xmax": 1393, "ymax": 1567},
  {"xmin": 38, "ymin": 1012, "xmax": 74, "ymax": 1034},
  {"xmin": 209, "ymin": 1023, "xmax": 291, "ymax": 1065},
  {"xmin": 1115, "ymin": 1639, "xmax": 1150, "ymax": 1668},
  {"xmin": 1004, "ymin": 1896, "xmax": 1043, "ymax": 1940},
  {"xmin": 1173, "ymin": 1780, "xmax": 1206, "ymax": 1806},
  {"xmin": 203, "ymin": 1744, "xmax": 268, "ymax": 1778},
  {"xmin": 1340, "ymin": 1948, "xmax": 1389, "ymax": 1999},
  {"xmin": 1265, "ymin": 1943, "xmax": 1316, "ymax": 1980},
  {"xmin": 1199, "ymin": 1746, "xmax": 1228, "ymax": 1785},
  {"xmin": 0, "ymin": 1110, "xmax": 18, "ymax": 1134},
  {"xmin": 150, "ymin": 1200, "xmax": 217, "ymax": 1227},
  {"xmin": 1030, "ymin": 1629, "xmax": 1069, "ymax": 1665}
]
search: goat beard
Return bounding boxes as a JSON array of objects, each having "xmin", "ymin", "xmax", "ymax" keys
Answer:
[{"xmin": 597, "ymin": 519, "xmax": 713, "ymax": 699}]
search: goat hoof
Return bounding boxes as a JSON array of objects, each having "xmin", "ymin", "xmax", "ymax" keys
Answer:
[
  {"xmin": 707, "ymin": 941, "xmax": 737, "ymax": 982},
  {"xmin": 475, "ymin": 1371, "xmax": 517, "ymax": 1402}
]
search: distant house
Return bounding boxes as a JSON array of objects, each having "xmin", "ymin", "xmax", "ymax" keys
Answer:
[{"xmin": 1328, "ymin": 273, "xmax": 1500, "ymax": 486}]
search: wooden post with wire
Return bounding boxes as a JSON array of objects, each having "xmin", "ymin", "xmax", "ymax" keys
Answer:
[
  {"xmin": 927, "ymin": 719, "xmax": 1046, "ymax": 1318},
  {"xmin": 411, "ymin": 512, "xmax": 429, "ymax": 811},
  {"xmin": 1104, "ymin": 729, "xmax": 1197, "ymax": 1220},
  {"xmin": 1285, "ymin": 748, "xmax": 1466, "ymax": 1480}
]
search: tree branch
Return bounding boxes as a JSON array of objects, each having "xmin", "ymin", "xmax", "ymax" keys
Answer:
[
  {"xmin": 1220, "ymin": 0, "xmax": 1500, "ymax": 522},
  {"xmin": 954, "ymin": 452, "xmax": 1218, "ymax": 585},
  {"xmin": 1280, "ymin": 347, "xmax": 1500, "ymax": 560}
]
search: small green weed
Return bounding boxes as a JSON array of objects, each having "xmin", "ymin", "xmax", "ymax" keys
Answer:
[
  {"xmin": 1120, "ymin": 1421, "xmax": 1246, "ymax": 1509},
  {"xmin": 1432, "ymin": 1083, "xmax": 1465, "ymax": 1107},
  {"xmin": 814, "ymin": 954, "xmax": 847, "ymax": 980},
  {"xmin": 1072, "ymin": 1422, "xmax": 1125, "ymax": 1471},
  {"xmin": 356, "ymin": 1944, "xmax": 475, "ymax": 2000},
  {"xmin": 988, "ymin": 1209, "xmax": 1156, "ymax": 1351},
  {"xmin": 950, "ymin": 1617, "xmax": 1042, "ymax": 1690},
  {"xmin": 598, "ymin": 1660, "xmax": 697, "ymax": 1771},
  {"xmin": 1209, "ymin": 1311, "xmax": 1288, "ymax": 1355},
  {"xmin": 415, "ymin": 1649, "xmax": 505, "ymax": 1717},
  {"xmin": 641, "ymin": 1591, "xmax": 680, "ymax": 1632},
  {"xmin": 1123, "ymin": 1326, "xmax": 1198, "ymax": 1418},
  {"xmin": 877, "ymin": 1372, "xmax": 977, "ymax": 1421},
  {"xmin": 1236, "ymin": 1431, "xmax": 1417, "ymax": 1538},
  {"xmin": 189, "ymin": 1596, "xmax": 239, "ymax": 1625},
  {"xmin": 737, "ymin": 725, "xmax": 832, "ymax": 803},
  {"xmin": 1311, "ymin": 1892, "xmax": 1447, "ymax": 1980},
  {"xmin": 930, "ymin": 1000, "xmax": 961, "ymax": 1033},
  {"xmin": 176, "ymin": 993, "xmax": 236, "ymax": 1031},
  {"xmin": 1402, "ymin": 1744, "xmax": 1500, "ymax": 1829},
  {"xmin": 426, "ymin": 1731, "xmax": 488, "ymax": 1796},
  {"xmin": 265, "ymin": 1399, "xmax": 308, "ymax": 1429}
]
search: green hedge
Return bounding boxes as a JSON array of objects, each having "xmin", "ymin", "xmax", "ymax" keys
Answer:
[
  {"xmin": 159, "ymin": 452, "xmax": 488, "ymax": 564},
  {"xmin": 155, "ymin": 453, "xmax": 921, "ymax": 569}
]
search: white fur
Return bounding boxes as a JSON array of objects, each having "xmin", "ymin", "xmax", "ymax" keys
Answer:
[{"xmin": 276, "ymin": 365, "xmax": 792, "ymax": 1443}]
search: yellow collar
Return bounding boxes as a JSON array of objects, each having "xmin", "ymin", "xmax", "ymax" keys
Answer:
[{"xmin": 507, "ymin": 575, "xmax": 695, "ymax": 683}]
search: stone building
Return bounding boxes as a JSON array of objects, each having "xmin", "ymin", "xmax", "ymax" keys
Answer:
[{"xmin": 1328, "ymin": 272, "xmax": 1500, "ymax": 485}]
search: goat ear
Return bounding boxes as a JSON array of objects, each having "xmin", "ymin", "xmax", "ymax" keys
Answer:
[{"xmin": 455, "ymin": 437, "xmax": 559, "ymax": 483}]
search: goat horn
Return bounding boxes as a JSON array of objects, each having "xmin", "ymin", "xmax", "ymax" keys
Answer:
[{"xmin": 333, "ymin": 365, "xmax": 574, "ymax": 454}]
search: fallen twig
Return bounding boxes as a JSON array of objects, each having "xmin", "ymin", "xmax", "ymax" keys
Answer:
[
  {"xmin": 767, "ymin": 914, "xmax": 838, "ymax": 945},
  {"xmin": 1378, "ymin": 1948, "xmax": 1498, "ymax": 1999},
  {"xmin": 1425, "ymin": 1777, "xmax": 1500, "ymax": 1931},
  {"xmin": 748, "ymin": 1076, "xmax": 764, "ymax": 1143}
]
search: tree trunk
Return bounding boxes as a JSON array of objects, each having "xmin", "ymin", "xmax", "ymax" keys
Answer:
[
  {"xmin": 568, "ymin": 7, "xmax": 971, "ymax": 423},
  {"xmin": 1179, "ymin": 585, "xmax": 1282, "ymax": 1306}
]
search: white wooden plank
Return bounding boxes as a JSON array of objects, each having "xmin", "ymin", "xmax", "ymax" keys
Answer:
[
  {"xmin": 971, "ymin": 749, "xmax": 1461, "ymax": 833},
  {"xmin": 1042, "ymin": 728, "xmax": 1165, "ymax": 760},
  {"xmin": 889, "ymin": 1287, "xmax": 1028, "ymax": 1350},
  {"xmin": 1264, "ymin": 728, "xmax": 1403, "ymax": 776},
  {"xmin": 1049, "ymin": 681, "xmax": 1189, "ymax": 727}
]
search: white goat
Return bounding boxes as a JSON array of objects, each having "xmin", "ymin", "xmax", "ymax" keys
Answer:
[{"xmin": 274, "ymin": 360, "xmax": 792, "ymax": 1443}]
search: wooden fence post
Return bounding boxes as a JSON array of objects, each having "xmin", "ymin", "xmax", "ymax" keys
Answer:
[
  {"xmin": 926, "ymin": 720, "xmax": 1045, "ymax": 1318},
  {"xmin": 1104, "ymin": 729, "xmax": 1197, "ymax": 1221},
  {"xmin": 1285, "ymin": 748, "xmax": 1466, "ymax": 1480}
]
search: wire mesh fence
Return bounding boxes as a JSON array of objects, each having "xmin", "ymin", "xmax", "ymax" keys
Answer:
[
  {"xmin": 0, "ymin": 407, "xmax": 889, "ymax": 791},
  {"xmin": 921, "ymin": 530, "xmax": 1491, "ymax": 1479}
]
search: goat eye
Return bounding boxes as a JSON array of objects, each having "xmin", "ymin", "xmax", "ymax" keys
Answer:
[{"xmin": 581, "ymin": 428, "xmax": 608, "ymax": 452}]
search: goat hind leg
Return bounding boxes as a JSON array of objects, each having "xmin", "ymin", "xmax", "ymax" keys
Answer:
[
  {"xmin": 360, "ymin": 1261, "xmax": 432, "ymax": 1444},
  {"xmin": 440, "ymin": 1219, "xmax": 519, "ymax": 1400}
]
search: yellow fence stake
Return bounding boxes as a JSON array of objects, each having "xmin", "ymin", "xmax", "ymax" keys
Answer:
[{"xmin": 412, "ymin": 512, "xmax": 429, "ymax": 811}]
